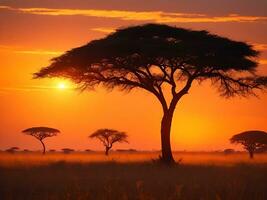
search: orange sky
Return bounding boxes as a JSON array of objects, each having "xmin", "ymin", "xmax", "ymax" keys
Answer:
[{"xmin": 0, "ymin": 0, "xmax": 267, "ymax": 151}]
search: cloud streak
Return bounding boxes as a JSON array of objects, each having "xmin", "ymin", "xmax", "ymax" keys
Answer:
[
  {"xmin": 90, "ymin": 27, "xmax": 115, "ymax": 33},
  {"xmin": 0, "ymin": 45, "xmax": 63, "ymax": 55},
  {"xmin": 0, "ymin": 85, "xmax": 76, "ymax": 93},
  {"xmin": 253, "ymin": 43, "xmax": 267, "ymax": 51},
  {"xmin": 1, "ymin": 5, "xmax": 267, "ymax": 23},
  {"xmin": 0, "ymin": 85, "xmax": 52, "ymax": 93},
  {"xmin": 14, "ymin": 50, "xmax": 63, "ymax": 55}
]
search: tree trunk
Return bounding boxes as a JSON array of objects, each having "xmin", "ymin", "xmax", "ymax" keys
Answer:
[
  {"xmin": 249, "ymin": 150, "xmax": 254, "ymax": 159},
  {"xmin": 40, "ymin": 140, "xmax": 46, "ymax": 155},
  {"xmin": 160, "ymin": 109, "xmax": 175, "ymax": 164},
  {"xmin": 158, "ymin": 78, "xmax": 192, "ymax": 164},
  {"xmin": 105, "ymin": 146, "xmax": 111, "ymax": 156}
]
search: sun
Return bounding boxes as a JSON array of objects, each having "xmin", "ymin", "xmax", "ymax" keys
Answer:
[
  {"xmin": 54, "ymin": 79, "xmax": 75, "ymax": 90},
  {"xmin": 57, "ymin": 82, "xmax": 67, "ymax": 90}
]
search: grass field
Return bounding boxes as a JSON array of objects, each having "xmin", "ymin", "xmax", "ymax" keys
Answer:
[{"xmin": 1, "ymin": 152, "xmax": 267, "ymax": 200}]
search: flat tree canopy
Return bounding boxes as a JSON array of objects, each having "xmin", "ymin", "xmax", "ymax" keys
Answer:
[
  {"xmin": 35, "ymin": 24, "xmax": 267, "ymax": 163},
  {"xmin": 22, "ymin": 126, "xmax": 60, "ymax": 154},
  {"xmin": 35, "ymin": 24, "xmax": 266, "ymax": 97},
  {"xmin": 231, "ymin": 130, "xmax": 267, "ymax": 143},
  {"xmin": 22, "ymin": 127, "xmax": 60, "ymax": 140},
  {"xmin": 89, "ymin": 129, "xmax": 128, "ymax": 155},
  {"xmin": 231, "ymin": 130, "xmax": 267, "ymax": 158}
]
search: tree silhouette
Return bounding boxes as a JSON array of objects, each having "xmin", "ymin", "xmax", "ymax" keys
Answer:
[
  {"xmin": 35, "ymin": 24, "xmax": 267, "ymax": 164},
  {"xmin": 6, "ymin": 147, "xmax": 19, "ymax": 154},
  {"xmin": 223, "ymin": 148, "xmax": 235, "ymax": 155},
  {"xmin": 230, "ymin": 130, "xmax": 267, "ymax": 159},
  {"xmin": 22, "ymin": 127, "xmax": 60, "ymax": 154},
  {"xmin": 62, "ymin": 148, "xmax": 75, "ymax": 154},
  {"xmin": 89, "ymin": 129, "xmax": 128, "ymax": 155}
]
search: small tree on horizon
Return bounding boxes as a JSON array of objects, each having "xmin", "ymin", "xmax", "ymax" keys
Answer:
[
  {"xmin": 22, "ymin": 127, "xmax": 60, "ymax": 154},
  {"xmin": 62, "ymin": 148, "xmax": 75, "ymax": 154},
  {"xmin": 89, "ymin": 129, "xmax": 128, "ymax": 155},
  {"xmin": 6, "ymin": 147, "xmax": 20, "ymax": 154},
  {"xmin": 230, "ymin": 130, "xmax": 267, "ymax": 159},
  {"xmin": 34, "ymin": 24, "xmax": 267, "ymax": 164}
]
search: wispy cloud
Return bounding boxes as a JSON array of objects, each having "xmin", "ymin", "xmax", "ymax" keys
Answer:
[
  {"xmin": 1, "ymin": 5, "xmax": 267, "ymax": 23},
  {"xmin": 0, "ymin": 86, "xmax": 48, "ymax": 93},
  {"xmin": 0, "ymin": 85, "xmax": 76, "ymax": 93},
  {"xmin": 0, "ymin": 45, "xmax": 63, "ymax": 55},
  {"xmin": 0, "ymin": 85, "xmax": 56, "ymax": 92},
  {"xmin": 91, "ymin": 27, "xmax": 115, "ymax": 33},
  {"xmin": 14, "ymin": 50, "xmax": 63, "ymax": 55},
  {"xmin": 253, "ymin": 43, "xmax": 267, "ymax": 51}
]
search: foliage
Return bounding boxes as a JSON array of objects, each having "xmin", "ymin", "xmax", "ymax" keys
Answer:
[
  {"xmin": 5, "ymin": 147, "xmax": 19, "ymax": 153},
  {"xmin": 89, "ymin": 129, "xmax": 128, "ymax": 155},
  {"xmin": 22, "ymin": 127, "xmax": 60, "ymax": 140},
  {"xmin": 22, "ymin": 127, "xmax": 60, "ymax": 154},
  {"xmin": 62, "ymin": 148, "xmax": 75, "ymax": 154},
  {"xmin": 230, "ymin": 130, "xmax": 267, "ymax": 158},
  {"xmin": 35, "ymin": 24, "xmax": 267, "ymax": 99}
]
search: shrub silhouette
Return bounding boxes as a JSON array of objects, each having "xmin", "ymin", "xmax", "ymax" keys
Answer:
[
  {"xmin": 223, "ymin": 148, "xmax": 235, "ymax": 155},
  {"xmin": 230, "ymin": 130, "xmax": 267, "ymax": 159},
  {"xmin": 6, "ymin": 147, "xmax": 19, "ymax": 154},
  {"xmin": 62, "ymin": 148, "xmax": 75, "ymax": 154},
  {"xmin": 22, "ymin": 127, "xmax": 60, "ymax": 154},
  {"xmin": 89, "ymin": 129, "xmax": 128, "ymax": 155},
  {"xmin": 35, "ymin": 24, "xmax": 267, "ymax": 164}
]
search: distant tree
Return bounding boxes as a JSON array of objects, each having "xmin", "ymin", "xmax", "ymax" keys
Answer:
[
  {"xmin": 223, "ymin": 148, "xmax": 235, "ymax": 155},
  {"xmin": 116, "ymin": 148, "xmax": 137, "ymax": 152},
  {"xmin": 34, "ymin": 24, "xmax": 267, "ymax": 164},
  {"xmin": 62, "ymin": 148, "xmax": 75, "ymax": 154},
  {"xmin": 22, "ymin": 127, "xmax": 60, "ymax": 154},
  {"xmin": 89, "ymin": 129, "xmax": 128, "ymax": 155},
  {"xmin": 6, "ymin": 147, "xmax": 19, "ymax": 154},
  {"xmin": 230, "ymin": 130, "xmax": 267, "ymax": 159}
]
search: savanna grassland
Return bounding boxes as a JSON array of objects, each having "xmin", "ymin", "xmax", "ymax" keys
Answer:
[{"xmin": 1, "ymin": 152, "xmax": 267, "ymax": 200}]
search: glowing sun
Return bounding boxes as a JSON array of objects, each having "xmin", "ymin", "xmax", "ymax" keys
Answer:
[
  {"xmin": 57, "ymin": 82, "xmax": 67, "ymax": 90},
  {"xmin": 55, "ymin": 80, "xmax": 74, "ymax": 90}
]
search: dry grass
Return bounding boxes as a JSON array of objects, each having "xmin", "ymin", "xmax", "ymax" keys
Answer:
[
  {"xmin": 1, "ymin": 151, "xmax": 267, "ymax": 167},
  {"xmin": 1, "ymin": 152, "xmax": 267, "ymax": 199}
]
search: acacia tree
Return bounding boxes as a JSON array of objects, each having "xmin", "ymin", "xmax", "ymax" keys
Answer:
[
  {"xmin": 22, "ymin": 127, "xmax": 60, "ymax": 154},
  {"xmin": 89, "ymin": 129, "xmax": 128, "ymax": 155},
  {"xmin": 6, "ymin": 147, "xmax": 19, "ymax": 154},
  {"xmin": 230, "ymin": 130, "xmax": 267, "ymax": 159},
  {"xmin": 35, "ymin": 24, "xmax": 267, "ymax": 164},
  {"xmin": 62, "ymin": 148, "xmax": 75, "ymax": 154}
]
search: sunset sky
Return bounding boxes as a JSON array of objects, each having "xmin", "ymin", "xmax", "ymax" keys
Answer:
[{"xmin": 0, "ymin": 0, "xmax": 267, "ymax": 151}]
